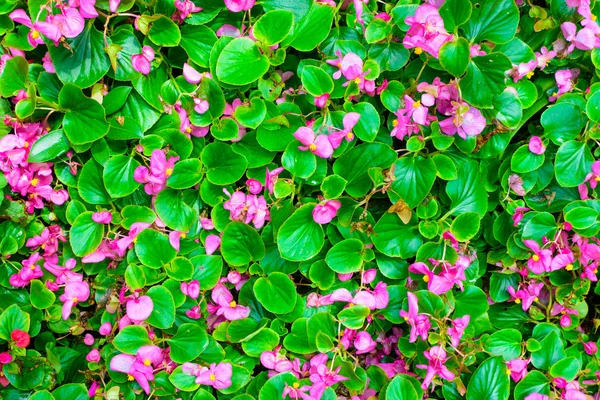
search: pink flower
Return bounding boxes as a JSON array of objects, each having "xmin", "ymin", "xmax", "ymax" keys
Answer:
[
  {"xmin": 416, "ymin": 346, "xmax": 455, "ymax": 389},
  {"xmin": 512, "ymin": 207, "xmax": 530, "ymax": 226},
  {"xmin": 224, "ymin": 0, "xmax": 255, "ymax": 13},
  {"xmin": 308, "ymin": 357, "xmax": 348, "ymax": 399},
  {"xmin": 126, "ymin": 295, "xmax": 154, "ymax": 321},
  {"xmin": 524, "ymin": 240, "xmax": 553, "ymax": 274},
  {"xmin": 209, "ymin": 283, "xmax": 250, "ymax": 321},
  {"xmin": 205, "ymin": 234, "xmax": 221, "ymax": 255},
  {"xmin": 109, "ymin": 0, "xmax": 121, "ymax": 12},
  {"xmin": 562, "ymin": 22, "xmax": 596, "ymax": 51},
  {"xmin": 326, "ymin": 50, "xmax": 344, "ymax": 79},
  {"xmin": 506, "ymin": 358, "xmax": 529, "ymax": 382},
  {"xmin": 535, "ymin": 46, "xmax": 556, "ymax": 70},
  {"xmin": 528, "ymin": 136, "xmax": 546, "ymax": 154},
  {"xmin": 439, "ymin": 102, "xmax": 486, "ymax": 139},
  {"xmin": 312, "ymin": 200, "xmax": 341, "ymax": 224},
  {"xmin": 507, "ymin": 281, "xmax": 543, "ymax": 310},
  {"xmin": 581, "ymin": 263, "xmax": 598, "ymax": 281},
  {"xmin": 131, "ymin": 46, "xmax": 155, "ymax": 75},
  {"xmin": 584, "ymin": 341, "xmax": 598, "ymax": 355},
  {"xmin": 84, "ymin": 334, "xmax": 94, "ymax": 346},
  {"xmin": 400, "ymin": 292, "xmax": 431, "ymax": 342},
  {"xmin": 52, "ymin": 7, "xmax": 85, "ymax": 38},
  {"xmin": 340, "ymin": 52, "xmax": 364, "ymax": 81},
  {"xmin": 9, "ymin": 9, "xmax": 62, "ymax": 48},
  {"xmin": 99, "ymin": 322, "xmax": 112, "ymax": 336},
  {"xmin": 282, "ymin": 383, "xmax": 312, "ymax": 400},
  {"xmin": 181, "ymin": 280, "xmax": 200, "ymax": 299},
  {"xmin": 328, "ymin": 112, "xmax": 361, "ymax": 149},
  {"xmin": 265, "ymin": 167, "xmax": 284, "ymax": 195},
  {"xmin": 550, "ymin": 69, "xmax": 579, "ymax": 102},
  {"xmin": 183, "ymin": 63, "xmax": 209, "ymax": 84},
  {"xmin": 60, "ymin": 281, "xmax": 90, "ymax": 320},
  {"xmin": 173, "ymin": 0, "xmax": 202, "ymax": 21},
  {"xmin": 403, "ymin": 4, "xmax": 452, "ymax": 58},
  {"xmin": 42, "ymin": 52, "xmax": 55, "ymax": 73},
  {"xmin": 246, "ymin": 178, "xmax": 263, "ymax": 194},
  {"xmin": 447, "ymin": 315, "xmax": 470, "ymax": 347},
  {"xmin": 110, "ymin": 346, "xmax": 164, "ymax": 394},
  {"xmin": 92, "ymin": 211, "xmax": 112, "ymax": 224},
  {"xmin": 86, "ymin": 348, "xmax": 101, "ymax": 362},
  {"xmin": 314, "ymin": 93, "xmax": 330, "ymax": 108},
  {"xmin": 354, "ymin": 332, "xmax": 377, "ymax": 354},
  {"xmin": 293, "ymin": 127, "xmax": 334, "ymax": 158},
  {"xmin": 362, "ymin": 269, "xmax": 377, "ymax": 284},
  {"xmin": 134, "ymin": 149, "xmax": 179, "ymax": 195},
  {"xmin": 508, "ymin": 174, "xmax": 526, "ymax": 196}
]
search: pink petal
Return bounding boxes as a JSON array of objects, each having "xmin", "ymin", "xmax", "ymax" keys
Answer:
[
  {"xmin": 183, "ymin": 63, "xmax": 203, "ymax": 84},
  {"xmin": 109, "ymin": 354, "xmax": 135, "ymax": 374},
  {"xmin": 126, "ymin": 296, "xmax": 154, "ymax": 321}
]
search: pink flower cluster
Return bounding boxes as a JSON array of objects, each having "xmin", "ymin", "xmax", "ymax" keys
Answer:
[
  {"xmin": 223, "ymin": 190, "xmax": 270, "ymax": 229},
  {"xmin": 409, "ymin": 255, "xmax": 470, "ymax": 295},
  {"xmin": 134, "ymin": 149, "xmax": 179, "ymax": 195},
  {"xmin": 403, "ymin": 4, "xmax": 452, "ymax": 58},
  {"xmin": 0, "ymin": 120, "xmax": 68, "ymax": 213},
  {"xmin": 110, "ymin": 346, "xmax": 172, "ymax": 394},
  {"xmin": 292, "ymin": 113, "xmax": 361, "ymax": 159}
]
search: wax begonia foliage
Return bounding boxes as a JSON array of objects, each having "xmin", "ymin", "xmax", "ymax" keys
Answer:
[{"xmin": 0, "ymin": 0, "xmax": 600, "ymax": 399}]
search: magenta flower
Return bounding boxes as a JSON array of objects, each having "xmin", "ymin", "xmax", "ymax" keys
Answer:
[
  {"xmin": 416, "ymin": 346, "xmax": 455, "ymax": 389},
  {"xmin": 109, "ymin": 0, "xmax": 121, "ymax": 12},
  {"xmin": 265, "ymin": 167, "xmax": 284, "ymax": 195},
  {"xmin": 173, "ymin": 0, "xmax": 202, "ymax": 21},
  {"xmin": 550, "ymin": 69, "xmax": 579, "ymax": 102},
  {"xmin": 224, "ymin": 0, "xmax": 255, "ymax": 13},
  {"xmin": 9, "ymin": 9, "xmax": 62, "ymax": 48},
  {"xmin": 312, "ymin": 199, "xmax": 341, "ymax": 224},
  {"xmin": 506, "ymin": 358, "xmax": 529, "ymax": 382},
  {"xmin": 439, "ymin": 102, "xmax": 486, "ymax": 139},
  {"xmin": 314, "ymin": 93, "xmax": 330, "ymax": 108},
  {"xmin": 400, "ymin": 292, "xmax": 431, "ymax": 343},
  {"xmin": 9, "ymin": 253, "xmax": 43, "ymax": 288},
  {"xmin": 308, "ymin": 356, "xmax": 348, "ymax": 399},
  {"xmin": 110, "ymin": 346, "xmax": 164, "ymax": 394},
  {"xmin": 205, "ymin": 234, "xmax": 222, "ymax": 255},
  {"xmin": 209, "ymin": 283, "xmax": 249, "ymax": 321},
  {"xmin": 524, "ymin": 395, "xmax": 549, "ymax": 400},
  {"xmin": 507, "ymin": 281, "xmax": 543, "ymax": 311},
  {"xmin": 447, "ymin": 315, "xmax": 470, "ymax": 347},
  {"xmin": 362, "ymin": 269, "xmax": 377, "ymax": 284},
  {"xmin": 182, "ymin": 362, "xmax": 233, "ymax": 389},
  {"xmin": 524, "ymin": 240, "xmax": 553, "ymax": 274},
  {"xmin": 328, "ymin": 112, "xmax": 361, "ymax": 149},
  {"xmin": 403, "ymin": 4, "xmax": 452, "ymax": 58},
  {"xmin": 131, "ymin": 46, "xmax": 155, "ymax": 75},
  {"xmin": 293, "ymin": 127, "xmax": 334, "ymax": 158},
  {"xmin": 326, "ymin": 50, "xmax": 344, "ymax": 79},
  {"xmin": 528, "ymin": 136, "xmax": 546, "ymax": 154},
  {"xmin": 60, "ymin": 280, "xmax": 90, "ymax": 320},
  {"xmin": 183, "ymin": 63, "xmax": 209, "ymax": 84},
  {"xmin": 246, "ymin": 178, "xmax": 263, "ymax": 194},
  {"xmin": 282, "ymin": 382, "xmax": 312, "ymax": 400},
  {"xmin": 354, "ymin": 331, "xmax": 377, "ymax": 354},
  {"xmin": 86, "ymin": 348, "xmax": 101, "ymax": 362},
  {"xmin": 181, "ymin": 280, "xmax": 200, "ymax": 299},
  {"xmin": 92, "ymin": 211, "xmax": 112, "ymax": 224},
  {"xmin": 580, "ymin": 263, "xmax": 598, "ymax": 281},
  {"xmin": 550, "ymin": 248, "xmax": 575, "ymax": 271},
  {"xmin": 134, "ymin": 149, "xmax": 179, "ymax": 195},
  {"xmin": 512, "ymin": 207, "xmax": 530, "ymax": 226},
  {"xmin": 126, "ymin": 295, "xmax": 154, "ymax": 321},
  {"xmin": 84, "ymin": 334, "xmax": 94, "ymax": 346},
  {"xmin": 551, "ymin": 303, "xmax": 578, "ymax": 327},
  {"xmin": 535, "ymin": 46, "xmax": 556, "ymax": 70},
  {"xmin": 584, "ymin": 341, "xmax": 598, "ymax": 355},
  {"xmin": 51, "ymin": 7, "xmax": 85, "ymax": 38}
]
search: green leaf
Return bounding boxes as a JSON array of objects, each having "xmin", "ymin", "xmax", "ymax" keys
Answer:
[
  {"xmin": 346, "ymin": 102, "xmax": 381, "ymax": 142},
  {"xmin": 454, "ymin": 286, "xmax": 489, "ymax": 319},
  {"xmin": 191, "ymin": 255, "xmax": 223, "ymax": 290},
  {"xmin": 254, "ymin": 10, "xmax": 294, "ymax": 46},
  {"xmin": 365, "ymin": 18, "xmax": 392, "ymax": 44},
  {"xmin": 0, "ymin": 56, "xmax": 28, "ymax": 97},
  {"xmin": 460, "ymin": 54, "xmax": 512, "ymax": 108},
  {"xmin": 51, "ymin": 384, "xmax": 87, "ymax": 400},
  {"xmin": 113, "ymin": 325, "xmax": 152, "ymax": 354},
  {"xmin": 221, "ymin": 221, "xmax": 266, "ymax": 266},
  {"xmin": 514, "ymin": 371, "xmax": 550, "ymax": 400},
  {"xmin": 565, "ymin": 207, "xmax": 599, "ymax": 230},
  {"xmin": 135, "ymin": 229, "xmax": 177, "ymax": 268},
  {"xmin": 254, "ymin": 272, "xmax": 297, "ymax": 314},
  {"xmin": 326, "ymin": 239, "xmax": 364, "ymax": 273},
  {"xmin": 145, "ymin": 285, "xmax": 176, "ymax": 329},
  {"xmin": 277, "ymin": 205, "xmax": 324, "ymax": 261},
  {"xmin": 301, "ymin": 65, "xmax": 334, "ymax": 96},
  {"xmin": 463, "ymin": 0, "xmax": 519, "ymax": 44},
  {"xmin": 216, "ymin": 38, "xmax": 270, "ymax": 85},
  {"xmin": 167, "ymin": 159, "xmax": 203, "ymax": 189},
  {"xmin": 541, "ymin": 103, "xmax": 585, "ymax": 145},
  {"xmin": 0, "ymin": 304, "xmax": 29, "ymax": 340},
  {"xmin": 242, "ymin": 328, "xmax": 280, "ymax": 357},
  {"xmin": 155, "ymin": 188, "xmax": 197, "ymax": 232},
  {"xmin": 59, "ymin": 84, "xmax": 109, "ymax": 145},
  {"xmin": 259, "ymin": 373, "xmax": 299, "ymax": 400},
  {"xmin": 321, "ymin": 175, "xmax": 347, "ymax": 199},
  {"xmin": 202, "ymin": 142, "xmax": 249, "ymax": 185},
  {"xmin": 102, "ymin": 156, "xmax": 140, "ymax": 198},
  {"xmin": 555, "ymin": 140, "xmax": 593, "ymax": 187},
  {"xmin": 466, "ymin": 356, "xmax": 510, "ymax": 400},
  {"xmin": 511, "ymin": 145, "xmax": 544, "ymax": 173},
  {"xmin": 390, "ymin": 155, "xmax": 436, "ymax": 208},
  {"xmin": 180, "ymin": 25, "xmax": 217, "ymax": 68},
  {"xmin": 148, "ymin": 16, "xmax": 181, "ymax": 46},
  {"xmin": 333, "ymin": 143, "xmax": 397, "ymax": 197},
  {"xmin": 169, "ymin": 365, "xmax": 200, "ymax": 392},
  {"xmin": 371, "ymin": 213, "xmax": 422, "ymax": 258},
  {"xmin": 450, "ymin": 212, "xmax": 480, "ymax": 241},
  {"xmin": 432, "ymin": 154, "xmax": 457, "ymax": 180},
  {"xmin": 27, "ymin": 130, "xmax": 70, "ymax": 163},
  {"xmin": 522, "ymin": 212, "xmax": 557, "ymax": 242},
  {"xmin": 439, "ymin": 38, "xmax": 470, "ymax": 77},
  {"xmin": 494, "ymin": 89, "xmax": 523, "ymax": 129},
  {"xmin": 69, "ymin": 212, "xmax": 104, "ymax": 257},
  {"xmin": 531, "ymin": 331, "xmax": 566, "ymax": 370},
  {"xmin": 287, "ymin": 3, "xmax": 334, "ymax": 51},
  {"xmin": 446, "ymin": 160, "xmax": 488, "ymax": 217},
  {"xmin": 550, "ymin": 357, "xmax": 580, "ymax": 381},
  {"xmin": 484, "ymin": 329, "xmax": 522, "ymax": 361},
  {"xmin": 385, "ymin": 375, "xmax": 419, "ymax": 400},
  {"xmin": 439, "ymin": 0, "xmax": 472, "ymax": 31},
  {"xmin": 47, "ymin": 21, "xmax": 110, "ymax": 88},
  {"xmin": 587, "ymin": 90, "xmax": 600, "ymax": 122},
  {"xmin": 168, "ymin": 323, "xmax": 209, "ymax": 363},
  {"xmin": 282, "ymin": 142, "xmax": 317, "ymax": 179},
  {"xmin": 338, "ymin": 305, "xmax": 370, "ymax": 330},
  {"xmin": 233, "ymin": 98, "xmax": 267, "ymax": 129}
]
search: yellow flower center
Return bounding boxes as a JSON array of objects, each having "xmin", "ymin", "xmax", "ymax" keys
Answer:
[
  {"xmin": 594, "ymin": 269, "xmax": 598, "ymax": 274},
  {"xmin": 354, "ymin": 77, "xmax": 361, "ymax": 84},
  {"xmin": 185, "ymin": 127, "xmax": 192, "ymax": 133},
  {"xmin": 346, "ymin": 132, "xmax": 354, "ymax": 140},
  {"xmin": 309, "ymin": 144, "xmax": 317, "ymax": 151},
  {"xmin": 532, "ymin": 254, "xmax": 540, "ymax": 262},
  {"xmin": 41, "ymin": 243, "xmax": 46, "ymax": 249},
  {"xmin": 143, "ymin": 359, "xmax": 151, "ymax": 366},
  {"xmin": 566, "ymin": 264, "xmax": 574, "ymax": 271},
  {"xmin": 423, "ymin": 275, "xmax": 429, "ymax": 283},
  {"xmin": 415, "ymin": 47, "xmax": 423, "ymax": 55},
  {"xmin": 229, "ymin": 301, "xmax": 237, "ymax": 307},
  {"xmin": 506, "ymin": 369, "xmax": 512, "ymax": 375},
  {"xmin": 534, "ymin": 297, "xmax": 539, "ymax": 302},
  {"xmin": 30, "ymin": 178, "xmax": 39, "ymax": 187},
  {"xmin": 30, "ymin": 265, "xmax": 36, "ymax": 270},
  {"xmin": 133, "ymin": 236, "xmax": 138, "ymax": 244},
  {"xmin": 73, "ymin": 297, "xmax": 79, "ymax": 303},
  {"xmin": 593, "ymin": 14, "xmax": 597, "ymax": 20},
  {"xmin": 526, "ymin": 71, "xmax": 534, "ymax": 79},
  {"xmin": 552, "ymin": 92, "xmax": 558, "ymax": 98},
  {"xmin": 595, "ymin": 176, "xmax": 600, "ymax": 182},
  {"xmin": 181, "ymin": 233, "xmax": 186, "ymax": 239},
  {"xmin": 337, "ymin": 62, "xmax": 341, "ymax": 68},
  {"xmin": 412, "ymin": 101, "xmax": 421, "ymax": 108},
  {"xmin": 293, "ymin": 382, "xmax": 300, "ymax": 389},
  {"xmin": 24, "ymin": 141, "xmax": 29, "ymax": 148},
  {"xmin": 128, "ymin": 374, "xmax": 135, "ymax": 381},
  {"xmin": 403, "ymin": 315, "xmax": 409, "ymax": 321},
  {"xmin": 165, "ymin": 168, "xmax": 173, "ymax": 176},
  {"xmin": 515, "ymin": 298, "xmax": 521, "ymax": 304},
  {"xmin": 31, "ymin": 30, "xmax": 40, "ymax": 39},
  {"xmin": 209, "ymin": 374, "xmax": 216, "ymax": 381}
]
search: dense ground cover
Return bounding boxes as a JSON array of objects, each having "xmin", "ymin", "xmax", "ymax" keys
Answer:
[{"xmin": 0, "ymin": 0, "xmax": 600, "ymax": 399}]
